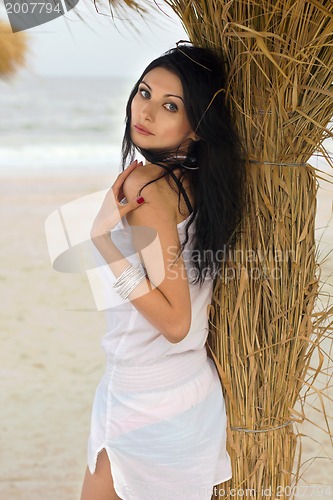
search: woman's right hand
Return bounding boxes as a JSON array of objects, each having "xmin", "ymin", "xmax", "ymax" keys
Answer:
[{"xmin": 90, "ymin": 160, "xmax": 145, "ymax": 240}]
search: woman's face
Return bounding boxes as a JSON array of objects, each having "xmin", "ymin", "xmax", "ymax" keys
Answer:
[{"xmin": 130, "ymin": 67, "xmax": 196, "ymax": 153}]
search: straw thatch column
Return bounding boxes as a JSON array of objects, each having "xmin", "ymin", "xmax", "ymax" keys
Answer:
[
  {"xmin": 207, "ymin": 161, "xmax": 319, "ymax": 498},
  {"xmin": 0, "ymin": 21, "xmax": 27, "ymax": 78}
]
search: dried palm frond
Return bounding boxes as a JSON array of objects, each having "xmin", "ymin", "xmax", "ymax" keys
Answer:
[
  {"xmin": 92, "ymin": 0, "xmax": 149, "ymax": 21},
  {"xmin": 0, "ymin": 21, "xmax": 27, "ymax": 78}
]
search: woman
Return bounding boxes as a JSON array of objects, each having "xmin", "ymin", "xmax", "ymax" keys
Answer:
[{"xmin": 80, "ymin": 43, "xmax": 247, "ymax": 500}]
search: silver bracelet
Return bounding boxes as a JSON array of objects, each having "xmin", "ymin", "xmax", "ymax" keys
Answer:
[{"xmin": 112, "ymin": 263, "xmax": 147, "ymax": 300}]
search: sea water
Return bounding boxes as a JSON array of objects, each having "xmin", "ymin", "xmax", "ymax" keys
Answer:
[{"xmin": 0, "ymin": 73, "xmax": 134, "ymax": 176}]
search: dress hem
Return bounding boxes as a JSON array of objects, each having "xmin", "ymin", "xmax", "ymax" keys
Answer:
[
  {"xmin": 89, "ymin": 445, "xmax": 232, "ymax": 500},
  {"xmin": 89, "ymin": 445, "xmax": 125, "ymax": 499}
]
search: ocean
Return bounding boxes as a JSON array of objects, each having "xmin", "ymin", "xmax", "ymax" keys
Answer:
[{"xmin": 0, "ymin": 74, "xmax": 135, "ymax": 176}]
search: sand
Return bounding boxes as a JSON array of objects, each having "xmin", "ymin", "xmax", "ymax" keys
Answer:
[{"xmin": 0, "ymin": 166, "xmax": 332, "ymax": 499}]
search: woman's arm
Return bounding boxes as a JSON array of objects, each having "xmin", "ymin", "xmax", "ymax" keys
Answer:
[{"xmin": 91, "ymin": 172, "xmax": 192, "ymax": 344}]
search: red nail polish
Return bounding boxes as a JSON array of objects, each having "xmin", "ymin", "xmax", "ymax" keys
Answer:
[{"xmin": 136, "ymin": 196, "xmax": 145, "ymax": 204}]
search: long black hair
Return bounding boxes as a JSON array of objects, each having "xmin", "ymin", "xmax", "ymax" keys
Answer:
[{"xmin": 121, "ymin": 43, "xmax": 248, "ymax": 286}]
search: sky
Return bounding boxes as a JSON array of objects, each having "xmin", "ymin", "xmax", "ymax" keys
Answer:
[{"xmin": 0, "ymin": 0, "xmax": 188, "ymax": 77}]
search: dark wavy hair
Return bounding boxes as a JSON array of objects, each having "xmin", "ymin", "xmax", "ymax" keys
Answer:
[{"xmin": 121, "ymin": 43, "xmax": 248, "ymax": 286}]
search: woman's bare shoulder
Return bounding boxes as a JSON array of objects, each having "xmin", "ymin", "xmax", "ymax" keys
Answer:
[
  {"xmin": 123, "ymin": 162, "xmax": 194, "ymax": 223},
  {"xmin": 123, "ymin": 163, "xmax": 168, "ymax": 197}
]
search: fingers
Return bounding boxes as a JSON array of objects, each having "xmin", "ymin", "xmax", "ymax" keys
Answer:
[
  {"xmin": 122, "ymin": 195, "xmax": 145, "ymax": 209},
  {"xmin": 121, "ymin": 159, "xmax": 143, "ymax": 173},
  {"xmin": 112, "ymin": 159, "xmax": 144, "ymax": 207},
  {"xmin": 119, "ymin": 196, "xmax": 146, "ymax": 218}
]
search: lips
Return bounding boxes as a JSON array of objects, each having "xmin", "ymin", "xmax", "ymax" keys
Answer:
[{"xmin": 133, "ymin": 124, "xmax": 154, "ymax": 136}]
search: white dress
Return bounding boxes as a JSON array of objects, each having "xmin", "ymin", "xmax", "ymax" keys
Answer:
[{"xmin": 86, "ymin": 211, "xmax": 232, "ymax": 500}]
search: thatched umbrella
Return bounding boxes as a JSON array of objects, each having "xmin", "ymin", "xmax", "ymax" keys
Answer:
[
  {"xmin": 0, "ymin": 21, "xmax": 28, "ymax": 78},
  {"xmin": 84, "ymin": 0, "xmax": 333, "ymax": 497}
]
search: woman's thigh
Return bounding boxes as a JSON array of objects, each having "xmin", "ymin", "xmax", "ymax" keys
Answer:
[{"xmin": 80, "ymin": 448, "xmax": 123, "ymax": 500}]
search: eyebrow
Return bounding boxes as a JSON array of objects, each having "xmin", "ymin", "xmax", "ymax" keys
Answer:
[{"xmin": 141, "ymin": 80, "xmax": 184, "ymax": 102}]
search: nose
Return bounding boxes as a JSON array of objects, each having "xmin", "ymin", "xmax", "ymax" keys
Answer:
[{"xmin": 141, "ymin": 101, "xmax": 155, "ymax": 122}]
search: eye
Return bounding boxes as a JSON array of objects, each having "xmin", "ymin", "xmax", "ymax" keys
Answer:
[
  {"xmin": 139, "ymin": 87, "xmax": 150, "ymax": 99},
  {"xmin": 164, "ymin": 102, "xmax": 178, "ymax": 112}
]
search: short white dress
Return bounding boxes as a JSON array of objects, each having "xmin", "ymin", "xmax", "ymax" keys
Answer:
[{"xmin": 86, "ymin": 210, "xmax": 232, "ymax": 500}]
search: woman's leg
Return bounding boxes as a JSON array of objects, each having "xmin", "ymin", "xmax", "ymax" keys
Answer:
[{"xmin": 80, "ymin": 448, "xmax": 123, "ymax": 500}]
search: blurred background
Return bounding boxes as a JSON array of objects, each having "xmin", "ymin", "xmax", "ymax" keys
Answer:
[{"xmin": 0, "ymin": 2, "xmax": 332, "ymax": 498}]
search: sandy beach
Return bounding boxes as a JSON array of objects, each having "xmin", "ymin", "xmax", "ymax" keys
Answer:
[{"xmin": 0, "ymin": 166, "xmax": 332, "ymax": 499}]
